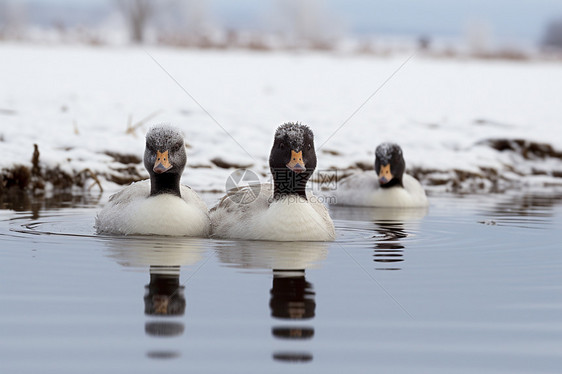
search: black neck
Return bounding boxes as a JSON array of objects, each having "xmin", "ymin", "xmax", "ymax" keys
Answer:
[
  {"xmin": 150, "ymin": 172, "xmax": 182, "ymax": 197},
  {"xmin": 380, "ymin": 176, "xmax": 403, "ymax": 189},
  {"xmin": 272, "ymin": 169, "xmax": 309, "ymax": 200}
]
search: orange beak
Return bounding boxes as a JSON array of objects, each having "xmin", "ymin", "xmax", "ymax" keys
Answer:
[
  {"xmin": 153, "ymin": 150, "xmax": 172, "ymax": 174},
  {"xmin": 378, "ymin": 164, "xmax": 393, "ymax": 185},
  {"xmin": 286, "ymin": 150, "xmax": 306, "ymax": 173}
]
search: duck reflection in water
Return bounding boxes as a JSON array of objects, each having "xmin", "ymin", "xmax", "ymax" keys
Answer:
[
  {"xmin": 373, "ymin": 222, "xmax": 407, "ymax": 271},
  {"xmin": 270, "ymin": 270, "xmax": 315, "ymax": 320},
  {"xmin": 329, "ymin": 205, "xmax": 428, "ymax": 272},
  {"xmin": 215, "ymin": 240, "xmax": 327, "ymax": 364},
  {"xmin": 105, "ymin": 237, "xmax": 204, "ymax": 358},
  {"xmin": 270, "ymin": 269, "xmax": 315, "ymax": 363},
  {"xmin": 144, "ymin": 265, "xmax": 185, "ymax": 337},
  {"xmin": 371, "ymin": 208, "xmax": 427, "ymax": 271}
]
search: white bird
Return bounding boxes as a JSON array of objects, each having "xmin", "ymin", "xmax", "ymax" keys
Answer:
[
  {"xmin": 210, "ymin": 123, "xmax": 335, "ymax": 241},
  {"xmin": 95, "ymin": 124, "xmax": 210, "ymax": 236},
  {"xmin": 334, "ymin": 143, "xmax": 428, "ymax": 208}
]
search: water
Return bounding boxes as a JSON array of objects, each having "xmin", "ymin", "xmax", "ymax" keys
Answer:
[{"xmin": 1, "ymin": 191, "xmax": 561, "ymax": 373}]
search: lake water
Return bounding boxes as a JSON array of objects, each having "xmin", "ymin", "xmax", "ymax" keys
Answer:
[{"xmin": 1, "ymin": 191, "xmax": 561, "ymax": 373}]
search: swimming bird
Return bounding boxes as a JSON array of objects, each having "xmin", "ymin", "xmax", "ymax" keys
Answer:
[
  {"xmin": 210, "ymin": 123, "xmax": 335, "ymax": 241},
  {"xmin": 334, "ymin": 143, "xmax": 428, "ymax": 208},
  {"xmin": 95, "ymin": 124, "xmax": 210, "ymax": 236}
]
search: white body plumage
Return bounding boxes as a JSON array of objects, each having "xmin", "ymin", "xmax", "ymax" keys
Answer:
[
  {"xmin": 96, "ymin": 180, "xmax": 210, "ymax": 236},
  {"xmin": 210, "ymin": 184, "xmax": 335, "ymax": 241},
  {"xmin": 334, "ymin": 172, "xmax": 428, "ymax": 208}
]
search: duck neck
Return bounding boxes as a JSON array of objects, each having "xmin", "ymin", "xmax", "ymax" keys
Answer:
[
  {"xmin": 272, "ymin": 169, "xmax": 309, "ymax": 200},
  {"xmin": 150, "ymin": 172, "xmax": 182, "ymax": 197}
]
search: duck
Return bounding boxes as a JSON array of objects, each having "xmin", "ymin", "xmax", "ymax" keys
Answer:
[
  {"xmin": 209, "ymin": 123, "xmax": 335, "ymax": 241},
  {"xmin": 95, "ymin": 124, "xmax": 210, "ymax": 236},
  {"xmin": 333, "ymin": 143, "xmax": 428, "ymax": 208}
]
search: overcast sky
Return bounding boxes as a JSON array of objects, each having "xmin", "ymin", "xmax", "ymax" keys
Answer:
[{"xmin": 21, "ymin": 0, "xmax": 562, "ymax": 43}]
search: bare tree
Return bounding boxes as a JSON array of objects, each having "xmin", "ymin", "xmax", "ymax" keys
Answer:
[
  {"xmin": 0, "ymin": 0, "xmax": 28, "ymax": 39},
  {"xmin": 155, "ymin": 0, "xmax": 215, "ymax": 46},
  {"xmin": 465, "ymin": 20, "xmax": 493, "ymax": 56},
  {"xmin": 542, "ymin": 17, "xmax": 562, "ymax": 49},
  {"xmin": 271, "ymin": 0, "xmax": 342, "ymax": 49},
  {"xmin": 115, "ymin": 0, "xmax": 154, "ymax": 43}
]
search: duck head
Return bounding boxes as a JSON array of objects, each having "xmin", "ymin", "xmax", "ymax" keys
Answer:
[
  {"xmin": 269, "ymin": 123, "xmax": 317, "ymax": 199},
  {"xmin": 144, "ymin": 125, "xmax": 187, "ymax": 197},
  {"xmin": 374, "ymin": 143, "xmax": 405, "ymax": 188}
]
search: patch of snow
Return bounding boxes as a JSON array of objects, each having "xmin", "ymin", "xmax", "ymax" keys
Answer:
[
  {"xmin": 375, "ymin": 143, "xmax": 401, "ymax": 165},
  {"xmin": 274, "ymin": 122, "xmax": 311, "ymax": 152},
  {"xmin": 0, "ymin": 44, "xmax": 561, "ymax": 198}
]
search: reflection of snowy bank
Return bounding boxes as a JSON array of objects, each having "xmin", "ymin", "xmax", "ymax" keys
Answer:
[{"xmin": 1, "ymin": 45, "xmax": 561, "ymax": 195}]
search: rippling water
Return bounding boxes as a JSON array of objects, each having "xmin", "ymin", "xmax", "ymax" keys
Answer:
[{"xmin": 0, "ymin": 191, "xmax": 561, "ymax": 373}]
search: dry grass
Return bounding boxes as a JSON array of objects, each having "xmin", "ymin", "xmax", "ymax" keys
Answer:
[{"xmin": 125, "ymin": 110, "xmax": 162, "ymax": 137}]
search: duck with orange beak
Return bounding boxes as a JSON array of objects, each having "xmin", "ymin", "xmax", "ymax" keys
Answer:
[
  {"xmin": 268, "ymin": 122, "xmax": 317, "ymax": 200},
  {"xmin": 334, "ymin": 143, "xmax": 428, "ymax": 208},
  {"xmin": 210, "ymin": 122, "xmax": 335, "ymax": 241},
  {"xmin": 95, "ymin": 124, "xmax": 210, "ymax": 236}
]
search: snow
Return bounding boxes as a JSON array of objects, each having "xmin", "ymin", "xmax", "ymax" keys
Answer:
[
  {"xmin": 146, "ymin": 123, "xmax": 184, "ymax": 149},
  {"xmin": 274, "ymin": 122, "xmax": 311, "ymax": 152},
  {"xmin": 0, "ymin": 44, "xmax": 561, "ymax": 197},
  {"xmin": 375, "ymin": 143, "xmax": 401, "ymax": 165}
]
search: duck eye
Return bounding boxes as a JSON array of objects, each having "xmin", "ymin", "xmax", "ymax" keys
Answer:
[
  {"xmin": 279, "ymin": 142, "xmax": 285, "ymax": 149},
  {"xmin": 307, "ymin": 143, "xmax": 312, "ymax": 150}
]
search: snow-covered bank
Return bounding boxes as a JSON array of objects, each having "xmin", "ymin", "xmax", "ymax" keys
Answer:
[{"xmin": 0, "ymin": 44, "xmax": 561, "ymax": 197}]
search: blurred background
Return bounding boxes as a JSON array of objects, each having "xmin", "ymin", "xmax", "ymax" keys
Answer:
[{"xmin": 1, "ymin": 0, "xmax": 562, "ymax": 58}]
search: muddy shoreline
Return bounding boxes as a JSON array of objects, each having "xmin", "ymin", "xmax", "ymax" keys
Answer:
[{"xmin": 2, "ymin": 138, "xmax": 562, "ymax": 197}]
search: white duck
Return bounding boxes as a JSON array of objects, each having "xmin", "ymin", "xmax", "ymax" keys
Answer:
[
  {"xmin": 334, "ymin": 143, "xmax": 428, "ymax": 208},
  {"xmin": 95, "ymin": 124, "xmax": 210, "ymax": 236},
  {"xmin": 210, "ymin": 123, "xmax": 335, "ymax": 241}
]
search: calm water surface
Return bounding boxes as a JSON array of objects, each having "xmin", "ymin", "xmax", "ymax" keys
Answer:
[{"xmin": 0, "ymin": 191, "xmax": 561, "ymax": 373}]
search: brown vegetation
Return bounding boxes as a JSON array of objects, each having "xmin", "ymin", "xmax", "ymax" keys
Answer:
[
  {"xmin": 210, "ymin": 157, "xmax": 253, "ymax": 169},
  {"xmin": 0, "ymin": 143, "xmax": 145, "ymax": 196},
  {"xmin": 480, "ymin": 139, "xmax": 562, "ymax": 160}
]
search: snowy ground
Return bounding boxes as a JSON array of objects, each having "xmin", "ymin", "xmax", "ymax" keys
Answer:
[{"xmin": 1, "ymin": 44, "xmax": 561, "ymax": 198}]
